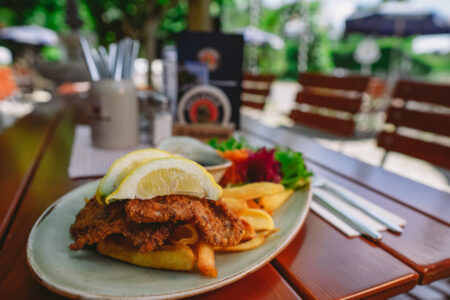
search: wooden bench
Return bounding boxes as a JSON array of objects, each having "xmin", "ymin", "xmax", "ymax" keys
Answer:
[
  {"xmin": 241, "ymin": 73, "xmax": 275, "ymax": 110},
  {"xmin": 377, "ymin": 79, "xmax": 450, "ymax": 169},
  {"xmin": 289, "ymin": 73, "xmax": 385, "ymax": 137}
]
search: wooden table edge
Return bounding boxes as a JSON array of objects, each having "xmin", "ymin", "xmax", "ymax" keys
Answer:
[
  {"xmin": 0, "ymin": 110, "xmax": 62, "ymax": 244},
  {"xmin": 305, "ymin": 158, "xmax": 450, "ymax": 228},
  {"xmin": 272, "ymin": 258, "xmax": 419, "ymax": 300},
  {"xmin": 395, "ymin": 254, "xmax": 450, "ymax": 285},
  {"xmin": 357, "ymin": 273, "xmax": 419, "ymax": 300}
]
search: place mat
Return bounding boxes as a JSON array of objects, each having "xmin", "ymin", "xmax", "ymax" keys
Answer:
[
  {"xmin": 68, "ymin": 126, "xmax": 151, "ymax": 179},
  {"xmin": 311, "ymin": 179, "xmax": 406, "ymax": 237}
]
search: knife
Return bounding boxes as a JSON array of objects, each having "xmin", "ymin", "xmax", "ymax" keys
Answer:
[
  {"xmin": 314, "ymin": 192, "xmax": 382, "ymax": 242},
  {"xmin": 313, "ymin": 176, "xmax": 403, "ymax": 233}
]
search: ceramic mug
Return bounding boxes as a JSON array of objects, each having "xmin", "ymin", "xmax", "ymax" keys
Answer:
[{"xmin": 90, "ymin": 80, "xmax": 139, "ymax": 149}]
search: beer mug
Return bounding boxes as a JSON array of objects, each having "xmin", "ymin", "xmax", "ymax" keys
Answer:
[{"xmin": 89, "ymin": 80, "xmax": 139, "ymax": 149}]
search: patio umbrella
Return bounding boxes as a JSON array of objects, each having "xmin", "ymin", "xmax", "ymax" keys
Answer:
[
  {"xmin": 345, "ymin": 3, "xmax": 450, "ymax": 37},
  {"xmin": 0, "ymin": 25, "xmax": 59, "ymax": 46}
]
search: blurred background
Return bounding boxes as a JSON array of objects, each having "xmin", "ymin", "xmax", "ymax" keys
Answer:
[
  {"xmin": 1, "ymin": 0, "xmax": 449, "ymax": 81},
  {"xmin": 0, "ymin": 0, "xmax": 449, "ymax": 193}
]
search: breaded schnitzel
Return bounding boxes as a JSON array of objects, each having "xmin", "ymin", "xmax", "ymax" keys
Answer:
[
  {"xmin": 125, "ymin": 196, "xmax": 244, "ymax": 246},
  {"xmin": 69, "ymin": 198, "xmax": 173, "ymax": 252},
  {"xmin": 70, "ymin": 196, "xmax": 244, "ymax": 252}
]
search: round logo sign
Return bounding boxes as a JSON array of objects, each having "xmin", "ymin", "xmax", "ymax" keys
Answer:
[
  {"xmin": 177, "ymin": 85, "xmax": 231, "ymax": 125},
  {"xmin": 197, "ymin": 47, "xmax": 221, "ymax": 71}
]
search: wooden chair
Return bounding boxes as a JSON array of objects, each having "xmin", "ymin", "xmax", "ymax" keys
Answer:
[
  {"xmin": 241, "ymin": 73, "xmax": 275, "ymax": 110},
  {"xmin": 289, "ymin": 73, "xmax": 385, "ymax": 137},
  {"xmin": 377, "ymin": 79, "xmax": 450, "ymax": 170}
]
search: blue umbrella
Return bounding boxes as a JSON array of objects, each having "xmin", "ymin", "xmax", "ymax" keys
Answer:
[{"xmin": 345, "ymin": 3, "xmax": 450, "ymax": 37}]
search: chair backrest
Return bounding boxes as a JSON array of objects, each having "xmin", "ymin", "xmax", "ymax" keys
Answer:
[
  {"xmin": 241, "ymin": 73, "xmax": 275, "ymax": 110},
  {"xmin": 377, "ymin": 79, "xmax": 450, "ymax": 169},
  {"xmin": 289, "ymin": 73, "xmax": 379, "ymax": 136}
]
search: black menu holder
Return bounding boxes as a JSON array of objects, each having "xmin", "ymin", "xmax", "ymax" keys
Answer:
[{"xmin": 177, "ymin": 31, "xmax": 244, "ymax": 128}]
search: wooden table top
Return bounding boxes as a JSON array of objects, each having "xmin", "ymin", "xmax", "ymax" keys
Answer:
[{"xmin": 0, "ymin": 104, "xmax": 449, "ymax": 300}]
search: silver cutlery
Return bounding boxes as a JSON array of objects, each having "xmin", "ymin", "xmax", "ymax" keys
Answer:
[
  {"xmin": 98, "ymin": 46, "xmax": 110, "ymax": 76},
  {"xmin": 90, "ymin": 48, "xmax": 107, "ymax": 79},
  {"xmin": 313, "ymin": 192, "xmax": 382, "ymax": 242},
  {"xmin": 79, "ymin": 36, "xmax": 100, "ymax": 81},
  {"xmin": 79, "ymin": 37, "xmax": 140, "ymax": 81},
  {"xmin": 108, "ymin": 43, "xmax": 117, "ymax": 76},
  {"xmin": 128, "ymin": 40, "xmax": 140, "ymax": 79},
  {"xmin": 313, "ymin": 176, "xmax": 403, "ymax": 233}
]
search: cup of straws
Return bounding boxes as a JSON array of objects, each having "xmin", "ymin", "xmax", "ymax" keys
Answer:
[{"xmin": 80, "ymin": 36, "xmax": 140, "ymax": 149}]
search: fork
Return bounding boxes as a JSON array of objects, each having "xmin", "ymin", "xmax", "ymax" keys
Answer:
[{"xmin": 313, "ymin": 176, "xmax": 403, "ymax": 233}]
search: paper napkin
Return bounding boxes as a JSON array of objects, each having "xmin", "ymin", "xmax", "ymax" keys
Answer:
[
  {"xmin": 311, "ymin": 179, "xmax": 406, "ymax": 237},
  {"xmin": 68, "ymin": 126, "xmax": 150, "ymax": 179}
]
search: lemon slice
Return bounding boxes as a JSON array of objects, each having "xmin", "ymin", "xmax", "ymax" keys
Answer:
[
  {"xmin": 96, "ymin": 149, "xmax": 172, "ymax": 201},
  {"xmin": 105, "ymin": 157, "xmax": 222, "ymax": 203}
]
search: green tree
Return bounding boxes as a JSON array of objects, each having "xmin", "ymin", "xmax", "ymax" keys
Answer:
[
  {"xmin": 331, "ymin": 34, "xmax": 439, "ymax": 77},
  {"xmin": 257, "ymin": 0, "xmax": 333, "ymax": 79},
  {"xmin": 84, "ymin": 0, "xmax": 181, "ymax": 63},
  {"xmin": 0, "ymin": 0, "xmax": 94, "ymax": 32}
]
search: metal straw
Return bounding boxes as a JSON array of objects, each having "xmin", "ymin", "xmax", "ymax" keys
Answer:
[
  {"xmin": 121, "ymin": 38, "xmax": 132, "ymax": 79},
  {"xmin": 108, "ymin": 43, "xmax": 117, "ymax": 77},
  {"xmin": 113, "ymin": 39, "xmax": 125, "ymax": 81},
  {"xmin": 98, "ymin": 46, "xmax": 110, "ymax": 77},
  {"xmin": 90, "ymin": 48, "xmax": 107, "ymax": 79},
  {"xmin": 79, "ymin": 36, "xmax": 100, "ymax": 81},
  {"xmin": 128, "ymin": 40, "xmax": 140, "ymax": 79},
  {"xmin": 79, "ymin": 36, "xmax": 140, "ymax": 81}
]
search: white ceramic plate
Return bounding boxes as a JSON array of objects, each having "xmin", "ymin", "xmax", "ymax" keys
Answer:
[{"xmin": 27, "ymin": 180, "xmax": 311, "ymax": 299}]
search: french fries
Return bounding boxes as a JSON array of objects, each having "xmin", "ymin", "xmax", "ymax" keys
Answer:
[
  {"xmin": 260, "ymin": 189, "xmax": 294, "ymax": 213},
  {"xmin": 221, "ymin": 197, "xmax": 248, "ymax": 215},
  {"xmin": 239, "ymin": 209, "xmax": 275, "ymax": 231},
  {"xmin": 241, "ymin": 219, "xmax": 256, "ymax": 241},
  {"xmin": 216, "ymin": 230, "xmax": 278, "ymax": 252},
  {"xmin": 170, "ymin": 224, "xmax": 198, "ymax": 246},
  {"xmin": 97, "ymin": 240, "xmax": 195, "ymax": 271},
  {"xmin": 217, "ymin": 181, "xmax": 295, "ymax": 253},
  {"xmin": 246, "ymin": 199, "xmax": 261, "ymax": 209},
  {"xmin": 196, "ymin": 241, "xmax": 217, "ymax": 278},
  {"xmin": 223, "ymin": 182, "xmax": 284, "ymax": 201}
]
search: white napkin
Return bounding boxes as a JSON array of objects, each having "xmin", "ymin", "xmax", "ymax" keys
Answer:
[
  {"xmin": 68, "ymin": 126, "xmax": 151, "ymax": 179},
  {"xmin": 310, "ymin": 179, "xmax": 406, "ymax": 237}
]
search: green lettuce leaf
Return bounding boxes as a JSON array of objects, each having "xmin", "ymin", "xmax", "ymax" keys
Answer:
[
  {"xmin": 274, "ymin": 148, "xmax": 312, "ymax": 189},
  {"xmin": 208, "ymin": 137, "xmax": 252, "ymax": 152}
]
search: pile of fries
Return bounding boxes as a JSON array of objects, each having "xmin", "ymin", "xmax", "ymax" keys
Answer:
[{"xmin": 202, "ymin": 182, "xmax": 293, "ymax": 276}]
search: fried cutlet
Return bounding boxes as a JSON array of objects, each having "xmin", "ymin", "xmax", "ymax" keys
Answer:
[
  {"xmin": 125, "ymin": 196, "xmax": 244, "ymax": 247},
  {"xmin": 69, "ymin": 198, "xmax": 173, "ymax": 252},
  {"xmin": 70, "ymin": 195, "xmax": 244, "ymax": 252}
]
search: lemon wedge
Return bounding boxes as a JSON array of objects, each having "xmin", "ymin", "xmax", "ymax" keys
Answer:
[
  {"xmin": 96, "ymin": 149, "xmax": 171, "ymax": 201},
  {"xmin": 105, "ymin": 157, "xmax": 222, "ymax": 203}
]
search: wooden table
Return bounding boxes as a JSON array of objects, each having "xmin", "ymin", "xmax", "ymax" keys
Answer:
[{"xmin": 0, "ymin": 104, "xmax": 449, "ymax": 299}]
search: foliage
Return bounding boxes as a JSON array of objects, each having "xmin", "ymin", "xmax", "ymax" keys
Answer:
[
  {"xmin": 255, "ymin": 0, "xmax": 334, "ymax": 79},
  {"xmin": 332, "ymin": 34, "xmax": 442, "ymax": 76},
  {"xmin": 0, "ymin": 0, "xmax": 448, "ymax": 80},
  {"xmin": 41, "ymin": 46, "xmax": 62, "ymax": 62},
  {"xmin": 157, "ymin": 2, "xmax": 188, "ymax": 43},
  {"xmin": 0, "ymin": 0, "xmax": 94, "ymax": 33}
]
